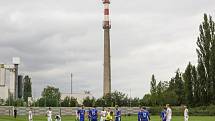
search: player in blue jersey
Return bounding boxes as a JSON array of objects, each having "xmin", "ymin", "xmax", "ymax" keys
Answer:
[
  {"xmin": 90, "ymin": 106, "xmax": 98, "ymax": 121},
  {"xmin": 88, "ymin": 108, "xmax": 92, "ymax": 121},
  {"xmin": 115, "ymin": 105, "xmax": 121, "ymax": 121},
  {"xmin": 142, "ymin": 107, "xmax": 150, "ymax": 121},
  {"xmin": 77, "ymin": 105, "xmax": 86, "ymax": 121},
  {"xmin": 138, "ymin": 107, "xmax": 143, "ymax": 121},
  {"xmin": 160, "ymin": 107, "xmax": 167, "ymax": 121}
]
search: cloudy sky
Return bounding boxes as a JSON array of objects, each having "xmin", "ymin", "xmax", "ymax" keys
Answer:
[{"xmin": 0, "ymin": 0, "xmax": 215, "ymax": 98}]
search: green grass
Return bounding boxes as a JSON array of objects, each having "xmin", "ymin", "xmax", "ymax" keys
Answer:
[{"xmin": 0, "ymin": 116, "xmax": 214, "ymax": 121}]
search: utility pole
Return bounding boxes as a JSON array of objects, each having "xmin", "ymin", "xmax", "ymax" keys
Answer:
[{"xmin": 71, "ymin": 73, "xmax": 73, "ymax": 94}]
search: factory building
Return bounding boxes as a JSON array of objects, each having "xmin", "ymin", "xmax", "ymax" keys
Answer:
[{"xmin": 0, "ymin": 57, "xmax": 22, "ymax": 100}]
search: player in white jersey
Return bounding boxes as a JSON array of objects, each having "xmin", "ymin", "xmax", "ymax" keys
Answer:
[
  {"xmin": 166, "ymin": 104, "xmax": 172, "ymax": 121},
  {"xmin": 100, "ymin": 107, "xmax": 106, "ymax": 121},
  {"xmin": 46, "ymin": 107, "xmax": 52, "ymax": 121},
  {"xmin": 55, "ymin": 114, "xmax": 61, "ymax": 121},
  {"xmin": 29, "ymin": 108, "xmax": 33, "ymax": 121},
  {"xmin": 184, "ymin": 106, "xmax": 189, "ymax": 121},
  {"xmin": 75, "ymin": 109, "xmax": 79, "ymax": 121}
]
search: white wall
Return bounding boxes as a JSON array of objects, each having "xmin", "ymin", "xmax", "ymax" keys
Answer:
[
  {"xmin": 0, "ymin": 86, "xmax": 8, "ymax": 100},
  {"xmin": 0, "ymin": 67, "xmax": 6, "ymax": 86}
]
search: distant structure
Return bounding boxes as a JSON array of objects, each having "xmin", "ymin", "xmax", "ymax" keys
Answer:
[
  {"xmin": 17, "ymin": 75, "xmax": 23, "ymax": 98},
  {"xmin": 13, "ymin": 57, "xmax": 20, "ymax": 99},
  {"xmin": 0, "ymin": 57, "xmax": 21, "ymax": 100},
  {"xmin": 63, "ymin": 73, "xmax": 92, "ymax": 104},
  {"xmin": 71, "ymin": 73, "xmax": 73, "ymax": 94},
  {"xmin": 61, "ymin": 91, "xmax": 93, "ymax": 104},
  {"xmin": 102, "ymin": 0, "xmax": 111, "ymax": 96}
]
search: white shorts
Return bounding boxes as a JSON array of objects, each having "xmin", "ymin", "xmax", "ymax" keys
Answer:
[
  {"xmin": 100, "ymin": 116, "xmax": 106, "ymax": 121},
  {"xmin": 184, "ymin": 117, "xmax": 189, "ymax": 121},
  {"xmin": 166, "ymin": 119, "xmax": 171, "ymax": 121},
  {"xmin": 47, "ymin": 117, "xmax": 52, "ymax": 121}
]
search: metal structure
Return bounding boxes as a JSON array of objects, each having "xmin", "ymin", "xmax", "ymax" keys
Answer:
[
  {"xmin": 102, "ymin": 0, "xmax": 111, "ymax": 96},
  {"xmin": 71, "ymin": 73, "xmax": 73, "ymax": 94}
]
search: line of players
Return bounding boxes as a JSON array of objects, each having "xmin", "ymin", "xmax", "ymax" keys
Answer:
[
  {"xmin": 28, "ymin": 106, "xmax": 121, "ymax": 121},
  {"xmin": 27, "ymin": 104, "xmax": 189, "ymax": 121},
  {"xmin": 28, "ymin": 107, "xmax": 61, "ymax": 121},
  {"xmin": 159, "ymin": 104, "xmax": 189, "ymax": 121},
  {"xmin": 76, "ymin": 105, "xmax": 121, "ymax": 121}
]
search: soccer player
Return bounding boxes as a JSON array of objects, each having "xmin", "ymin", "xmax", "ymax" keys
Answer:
[
  {"xmin": 107, "ymin": 108, "xmax": 111, "ymax": 113},
  {"xmin": 90, "ymin": 106, "xmax": 98, "ymax": 121},
  {"xmin": 88, "ymin": 108, "xmax": 92, "ymax": 121},
  {"xmin": 166, "ymin": 104, "xmax": 172, "ymax": 121},
  {"xmin": 29, "ymin": 108, "xmax": 33, "ymax": 121},
  {"xmin": 184, "ymin": 106, "xmax": 189, "ymax": 121},
  {"xmin": 77, "ymin": 105, "xmax": 86, "ymax": 121},
  {"xmin": 106, "ymin": 111, "xmax": 113, "ymax": 121},
  {"xmin": 76, "ymin": 109, "xmax": 79, "ymax": 121},
  {"xmin": 142, "ymin": 107, "xmax": 150, "ymax": 121},
  {"xmin": 55, "ymin": 114, "xmax": 61, "ymax": 121},
  {"xmin": 46, "ymin": 107, "xmax": 52, "ymax": 121},
  {"xmin": 115, "ymin": 106, "xmax": 121, "ymax": 121},
  {"xmin": 138, "ymin": 107, "xmax": 143, "ymax": 121},
  {"xmin": 106, "ymin": 108, "xmax": 111, "ymax": 119},
  {"xmin": 100, "ymin": 107, "xmax": 106, "ymax": 121},
  {"xmin": 14, "ymin": 108, "xmax": 17, "ymax": 118},
  {"xmin": 160, "ymin": 107, "xmax": 167, "ymax": 121}
]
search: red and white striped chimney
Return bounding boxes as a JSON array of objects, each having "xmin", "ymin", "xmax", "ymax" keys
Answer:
[
  {"xmin": 102, "ymin": 0, "xmax": 111, "ymax": 96},
  {"xmin": 103, "ymin": 0, "xmax": 111, "ymax": 29}
]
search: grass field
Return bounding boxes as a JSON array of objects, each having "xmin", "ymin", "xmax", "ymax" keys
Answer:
[{"xmin": 0, "ymin": 116, "xmax": 214, "ymax": 121}]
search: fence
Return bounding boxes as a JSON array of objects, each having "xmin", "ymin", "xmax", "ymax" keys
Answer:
[{"xmin": 0, "ymin": 106, "xmax": 140, "ymax": 116}]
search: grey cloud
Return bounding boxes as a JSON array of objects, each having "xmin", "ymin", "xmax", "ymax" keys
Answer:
[{"xmin": 0, "ymin": 0, "xmax": 214, "ymax": 98}]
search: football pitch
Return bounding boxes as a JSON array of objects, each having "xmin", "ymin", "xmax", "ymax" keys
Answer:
[{"xmin": 0, "ymin": 116, "xmax": 214, "ymax": 121}]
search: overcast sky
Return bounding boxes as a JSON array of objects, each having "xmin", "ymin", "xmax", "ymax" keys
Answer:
[{"xmin": 0, "ymin": 0, "xmax": 215, "ymax": 98}]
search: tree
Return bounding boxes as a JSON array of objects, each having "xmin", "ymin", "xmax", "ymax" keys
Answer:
[
  {"xmin": 95, "ymin": 98, "xmax": 106, "ymax": 107},
  {"xmin": 83, "ymin": 97, "xmax": 95, "ymax": 107},
  {"xmin": 140, "ymin": 94, "xmax": 152, "ymax": 106},
  {"xmin": 183, "ymin": 62, "xmax": 194, "ymax": 105},
  {"xmin": 61, "ymin": 96, "xmax": 70, "ymax": 107},
  {"xmin": 111, "ymin": 91, "xmax": 127, "ymax": 107},
  {"xmin": 174, "ymin": 69, "xmax": 185, "ymax": 105},
  {"xmin": 156, "ymin": 81, "xmax": 164, "ymax": 105},
  {"xmin": 196, "ymin": 14, "xmax": 215, "ymax": 104},
  {"xmin": 14, "ymin": 99, "xmax": 24, "ymax": 107},
  {"xmin": 60, "ymin": 96, "xmax": 78, "ymax": 107},
  {"xmin": 23, "ymin": 76, "xmax": 32, "ymax": 102},
  {"xmin": 70, "ymin": 97, "xmax": 78, "ymax": 107},
  {"xmin": 131, "ymin": 97, "xmax": 140, "ymax": 107},
  {"xmin": 41, "ymin": 86, "xmax": 61, "ymax": 107},
  {"xmin": 197, "ymin": 61, "xmax": 207, "ymax": 105},
  {"xmin": 191, "ymin": 66, "xmax": 200, "ymax": 106},
  {"xmin": 150, "ymin": 74, "xmax": 157, "ymax": 105},
  {"xmin": 150, "ymin": 74, "xmax": 157, "ymax": 95}
]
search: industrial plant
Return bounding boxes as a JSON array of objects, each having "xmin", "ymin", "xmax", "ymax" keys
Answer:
[{"xmin": 0, "ymin": 57, "xmax": 23, "ymax": 100}]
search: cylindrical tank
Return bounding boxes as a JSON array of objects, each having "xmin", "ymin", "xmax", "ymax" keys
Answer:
[{"xmin": 18, "ymin": 75, "xmax": 23, "ymax": 98}]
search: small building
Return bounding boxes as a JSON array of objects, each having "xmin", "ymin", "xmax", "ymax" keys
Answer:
[{"xmin": 61, "ymin": 92, "xmax": 93, "ymax": 104}]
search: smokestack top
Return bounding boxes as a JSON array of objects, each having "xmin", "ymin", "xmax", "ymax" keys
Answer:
[
  {"xmin": 103, "ymin": 0, "xmax": 110, "ymax": 4},
  {"xmin": 12, "ymin": 57, "xmax": 20, "ymax": 65}
]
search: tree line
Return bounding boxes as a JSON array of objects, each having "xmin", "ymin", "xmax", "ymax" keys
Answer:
[{"xmin": 147, "ymin": 13, "xmax": 215, "ymax": 107}]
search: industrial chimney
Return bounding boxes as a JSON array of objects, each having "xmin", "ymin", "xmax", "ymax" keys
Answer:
[{"xmin": 102, "ymin": 0, "xmax": 111, "ymax": 96}]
